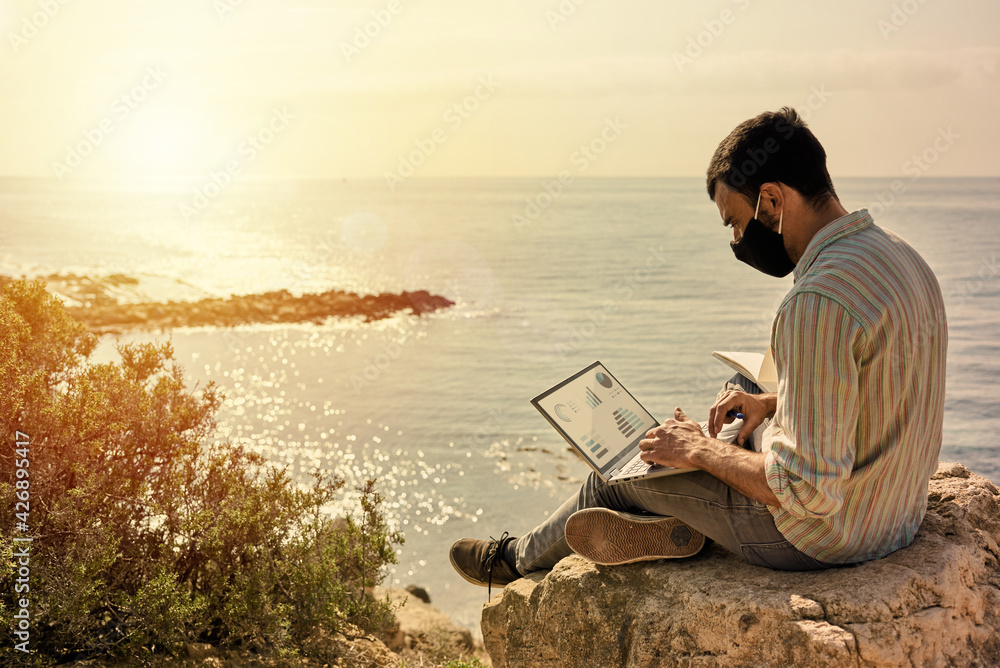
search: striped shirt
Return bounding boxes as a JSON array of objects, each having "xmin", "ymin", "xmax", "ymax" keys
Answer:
[{"xmin": 763, "ymin": 209, "xmax": 948, "ymax": 564}]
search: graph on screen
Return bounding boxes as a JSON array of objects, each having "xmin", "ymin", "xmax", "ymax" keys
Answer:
[
  {"xmin": 580, "ymin": 430, "xmax": 609, "ymax": 461},
  {"xmin": 612, "ymin": 407, "xmax": 644, "ymax": 439}
]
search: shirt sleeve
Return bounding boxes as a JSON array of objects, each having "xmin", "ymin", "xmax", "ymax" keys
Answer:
[{"xmin": 764, "ymin": 291, "xmax": 863, "ymax": 519}]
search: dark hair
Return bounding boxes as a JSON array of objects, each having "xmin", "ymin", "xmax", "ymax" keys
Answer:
[{"xmin": 706, "ymin": 107, "xmax": 837, "ymax": 208}]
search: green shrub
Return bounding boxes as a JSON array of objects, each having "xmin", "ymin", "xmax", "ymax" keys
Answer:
[
  {"xmin": 0, "ymin": 279, "xmax": 402, "ymax": 664},
  {"xmin": 440, "ymin": 659, "xmax": 488, "ymax": 668}
]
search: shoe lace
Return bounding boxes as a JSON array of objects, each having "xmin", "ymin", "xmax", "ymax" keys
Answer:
[{"xmin": 485, "ymin": 531, "xmax": 512, "ymax": 598}]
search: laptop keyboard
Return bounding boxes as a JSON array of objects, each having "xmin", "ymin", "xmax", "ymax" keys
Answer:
[{"xmin": 617, "ymin": 453, "xmax": 658, "ymax": 477}]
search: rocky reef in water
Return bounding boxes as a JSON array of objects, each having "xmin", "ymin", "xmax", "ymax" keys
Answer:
[
  {"xmin": 0, "ymin": 273, "xmax": 455, "ymax": 335},
  {"xmin": 482, "ymin": 462, "xmax": 1000, "ymax": 668}
]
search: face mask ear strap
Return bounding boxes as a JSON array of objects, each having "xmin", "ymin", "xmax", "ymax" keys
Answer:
[{"xmin": 757, "ymin": 190, "xmax": 784, "ymax": 234}]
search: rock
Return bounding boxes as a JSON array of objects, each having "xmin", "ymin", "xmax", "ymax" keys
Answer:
[
  {"xmin": 482, "ymin": 462, "xmax": 1000, "ymax": 668},
  {"xmin": 305, "ymin": 623, "xmax": 402, "ymax": 668},
  {"xmin": 376, "ymin": 587, "xmax": 474, "ymax": 654},
  {"xmin": 406, "ymin": 584, "xmax": 432, "ymax": 604},
  {"xmin": 56, "ymin": 283, "xmax": 455, "ymax": 335},
  {"xmin": 184, "ymin": 642, "xmax": 216, "ymax": 659}
]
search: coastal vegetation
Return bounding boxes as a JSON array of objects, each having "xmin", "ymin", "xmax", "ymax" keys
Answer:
[{"xmin": 0, "ymin": 279, "xmax": 405, "ymax": 666}]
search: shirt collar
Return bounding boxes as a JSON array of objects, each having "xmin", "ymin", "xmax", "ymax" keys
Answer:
[{"xmin": 792, "ymin": 209, "xmax": 873, "ymax": 282}]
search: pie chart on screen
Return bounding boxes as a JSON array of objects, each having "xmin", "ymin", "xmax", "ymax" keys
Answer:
[
  {"xmin": 554, "ymin": 404, "xmax": 573, "ymax": 422},
  {"xmin": 595, "ymin": 372, "xmax": 612, "ymax": 389}
]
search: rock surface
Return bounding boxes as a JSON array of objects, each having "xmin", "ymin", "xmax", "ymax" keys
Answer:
[
  {"xmin": 67, "ymin": 287, "xmax": 454, "ymax": 334},
  {"xmin": 482, "ymin": 462, "xmax": 1000, "ymax": 668},
  {"xmin": 0, "ymin": 274, "xmax": 455, "ymax": 335},
  {"xmin": 378, "ymin": 587, "xmax": 475, "ymax": 654},
  {"xmin": 59, "ymin": 623, "xmax": 403, "ymax": 667}
]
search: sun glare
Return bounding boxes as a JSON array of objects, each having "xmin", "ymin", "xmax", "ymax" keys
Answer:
[{"xmin": 111, "ymin": 110, "xmax": 209, "ymax": 177}]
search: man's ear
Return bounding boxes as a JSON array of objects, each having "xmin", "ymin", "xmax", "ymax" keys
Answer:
[{"xmin": 759, "ymin": 182, "xmax": 784, "ymax": 217}]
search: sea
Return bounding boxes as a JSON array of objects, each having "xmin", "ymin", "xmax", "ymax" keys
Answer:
[{"xmin": 1, "ymin": 176, "xmax": 998, "ymax": 635}]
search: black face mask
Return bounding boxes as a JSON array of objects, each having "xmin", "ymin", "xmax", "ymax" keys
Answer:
[{"xmin": 730, "ymin": 194, "xmax": 795, "ymax": 278}]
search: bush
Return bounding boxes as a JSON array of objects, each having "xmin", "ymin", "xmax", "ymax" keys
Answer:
[{"xmin": 0, "ymin": 279, "xmax": 402, "ymax": 665}]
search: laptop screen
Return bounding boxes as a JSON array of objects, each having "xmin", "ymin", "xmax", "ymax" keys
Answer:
[{"xmin": 531, "ymin": 361, "xmax": 660, "ymax": 476}]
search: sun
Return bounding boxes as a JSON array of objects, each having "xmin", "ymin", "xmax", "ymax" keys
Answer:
[{"xmin": 110, "ymin": 109, "xmax": 210, "ymax": 177}]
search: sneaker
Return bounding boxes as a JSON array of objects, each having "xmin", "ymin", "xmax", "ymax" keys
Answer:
[
  {"xmin": 449, "ymin": 531, "xmax": 521, "ymax": 597},
  {"xmin": 564, "ymin": 509, "xmax": 705, "ymax": 565}
]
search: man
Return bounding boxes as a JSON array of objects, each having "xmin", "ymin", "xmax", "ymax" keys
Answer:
[{"xmin": 450, "ymin": 107, "xmax": 948, "ymax": 591}]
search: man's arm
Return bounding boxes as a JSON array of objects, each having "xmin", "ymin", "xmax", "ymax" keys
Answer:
[
  {"xmin": 765, "ymin": 292, "xmax": 861, "ymax": 519},
  {"xmin": 639, "ymin": 407, "xmax": 779, "ymax": 506},
  {"xmin": 685, "ymin": 438, "xmax": 779, "ymax": 506}
]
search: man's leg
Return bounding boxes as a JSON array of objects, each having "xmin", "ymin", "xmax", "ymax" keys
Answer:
[
  {"xmin": 513, "ymin": 468, "xmax": 827, "ymax": 573},
  {"xmin": 451, "ymin": 373, "xmax": 825, "ymax": 589},
  {"xmin": 514, "ymin": 373, "xmax": 824, "ymax": 573}
]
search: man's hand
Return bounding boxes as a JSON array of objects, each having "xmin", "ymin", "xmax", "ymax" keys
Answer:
[
  {"xmin": 708, "ymin": 390, "xmax": 776, "ymax": 446},
  {"xmin": 641, "ymin": 406, "xmax": 780, "ymax": 506},
  {"xmin": 638, "ymin": 407, "xmax": 707, "ymax": 468}
]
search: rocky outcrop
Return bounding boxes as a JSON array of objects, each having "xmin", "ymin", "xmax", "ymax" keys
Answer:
[
  {"xmin": 2, "ymin": 274, "xmax": 455, "ymax": 335},
  {"xmin": 374, "ymin": 587, "xmax": 493, "ymax": 667},
  {"xmin": 482, "ymin": 462, "xmax": 1000, "ymax": 668},
  {"xmin": 64, "ymin": 287, "xmax": 454, "ymax": 334},
  {"xmin": 378, "ymin": 587, "xmax": 476, "ymax": 654}
]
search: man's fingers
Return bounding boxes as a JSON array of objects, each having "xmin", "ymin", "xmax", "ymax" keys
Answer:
[
  {"xmin": 711, "ymin": 397, "xmax": 732, "ymax": 437},
  {"xmin": 737, "ymin": 424, "xmax": 754, "ymax": 448},
  {"xmin": 707, "ymin": 402, "xmax": 719, "ymax": 438},
  {"xmin": 720, "ymin": 391, "xmax": 748, "ymax": 435},
  {"xmin": 674, "ymin": 406, "xmax": 695, "ymax": 423}
]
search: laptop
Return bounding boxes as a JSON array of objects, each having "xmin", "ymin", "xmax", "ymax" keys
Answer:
[{"xmin": 531, "ymin": 361, "xmax": 740, "ymax": 485}]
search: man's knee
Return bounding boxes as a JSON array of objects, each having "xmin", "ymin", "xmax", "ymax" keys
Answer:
[
  {"xmin": 584, "ymin": 470, "xmax": 610, "ymax": 498},
  {"xmin": 723, "ymin": 373, "xmax": 764, "ymax": 395}
]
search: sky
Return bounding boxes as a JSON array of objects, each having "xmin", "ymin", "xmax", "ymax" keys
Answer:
[{"xmin": 0, "ymin": 0, "xmax": 997, "ymax": 180}]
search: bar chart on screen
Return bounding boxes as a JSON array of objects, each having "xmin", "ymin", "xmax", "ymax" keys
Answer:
[
  {"xmin": 580, "ymin": 430, "xmax": 609, "ymax": 460},
  {"xmin": 612, "ymin": 407, "xmax": 644, "ymax": 439}
]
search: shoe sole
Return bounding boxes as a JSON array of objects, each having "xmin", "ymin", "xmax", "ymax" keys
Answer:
[
  {"xmin": 564, "ymin": 509, "xmax": 706, "ymax": 565},
  {"xmin": 449, "ymin": 541, "xmax": 512, "ymax": 589}
]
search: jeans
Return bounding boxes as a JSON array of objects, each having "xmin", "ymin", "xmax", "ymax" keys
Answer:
[{"xmin": 511, "ymin": 374, "xmax": 833, "ymax": 573}]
